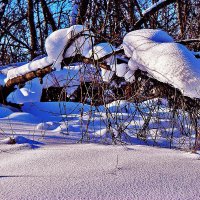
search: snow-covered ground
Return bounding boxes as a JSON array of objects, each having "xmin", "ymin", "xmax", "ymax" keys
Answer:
[
  {"xmin": 0, "ymin": 99, "xmax": 194, "ymax": 147},
  {"xmin": 1, "ymin": 142, "xmax": 200, "ymax": 200},
  {"xmin": 0, "ymin": 100, "xmax": 200, "ymax": 199}
]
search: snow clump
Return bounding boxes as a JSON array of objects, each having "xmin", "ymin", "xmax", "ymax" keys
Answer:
[{"xmin": 123, "ymin": 29, "xmax": 200, "ymax": 98}]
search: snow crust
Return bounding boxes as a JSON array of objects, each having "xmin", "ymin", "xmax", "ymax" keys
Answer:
[{"xmin": 123, "ymin": 29, "xmax": 200, "ymax": 98}]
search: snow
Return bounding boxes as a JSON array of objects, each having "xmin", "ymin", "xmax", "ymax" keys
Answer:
[
  {"xmin": 5, "ymin": 27, "xmax": 200, "ymax": 100},
  {"xmin": 22, "ymin": 102, "xmax": 92, "ymax": 121},
  {"xmin": 0, "ymin": 143, "xmax": 200, "ymax": 200},
  {"xmin": 101, "ymin": 68, "xmax": 114, "ymax": 82},
  {"xmin": 0, "ymin": 106, "xmax": 13, "ymax": 118},
  {"xmin": 2, "ymin": 22, "xmax": 200, "ymax": 200},
  {"xmin": 0, "ymin": 74, "xmax": 6, "ymax": 85},
  {"xmin": 5, "ymin": 56, "xmax": 52, "ymax": 81},
  {"xmin": 36, "ymin": 121, "xmax": 60, "ymax": 131},
  {"xmin": 46, "ymin": 25, "xmax": 94, "ymax": 70},
  {"xmin": 86, "ymin": 43, "xmax": 116, "ymax": 64},
  {"xmin": 1, "ymin": 112, "xmax": 41, "ymax": 123},
  {"xmin": 111, "ymin": 63, "xmax": 129, "ymax": 77},
  {"xmin": 0, "ymin": 98, "xmax": 200, "ymax": 199},
  {"xmin": 5, "ymin": 25, "xmax": 94, "ymax": 81},
  {"xmin": 7, "ymin": 78, "xmax": 42, "ymax": 104},
  {"xmin": 0, "ymin": 137, "xmax": 14, "ymax": 144},
  {"xmin": 0, "ymin": 62, "xmax": 27, "ymax": 76},
  {"xmin": 123, "ymin": 29, "xmax": 200, "ymax": 98},
  {"xmin": 192, "ymin": 51, "xmax": 200, "ymax": 57},
  {"xmin": 124, "ymin": 69, "xmax": 135, "ymax": 82},
  {"xmin": 6, "ymin": 65, "xmax": 99, "ymax": 104},
  {"xmin": 7, "ymin": 65, "xmax": 81, "ymax": 104}
]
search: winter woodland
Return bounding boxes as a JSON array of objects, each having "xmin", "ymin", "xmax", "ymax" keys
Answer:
[{"xmin": 0, "ymin": 1, "xmax": 200, "ymax": 199}]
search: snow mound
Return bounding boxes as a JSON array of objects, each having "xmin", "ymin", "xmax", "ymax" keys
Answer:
[
  {"xmin": 36, "ymin": 121, "xmax": 60, "ymax": 131},
  {"xmin": 22, "ymin": 102, "xmax": 92, "ymax": 121},
  {"xmin": 3, "ymin": 112, "xmax": 41, "ymax": 123},
  {"xmin": 7, "ymin": 78, "xmax": 42, "ymax": 104},
  {"xmin": 0, "ymin": 106, "xmax": 13, "ymax": 118},
  {"xmin": 0, "ymin": 136, "xmax": 43, "ymax": 150},
  {"xmin": 123, "ymin": 29, "xmax": 200, "ymax": 98}
]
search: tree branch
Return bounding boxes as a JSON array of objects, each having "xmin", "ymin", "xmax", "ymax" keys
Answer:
[{"xmin": 134, "ymin": 0, "xmax": 176, "ymax": 29}]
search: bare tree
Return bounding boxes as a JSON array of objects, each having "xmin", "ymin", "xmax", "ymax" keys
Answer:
[
  {"xmin": 40, "ymin": 0, "xmax": 57, "ymax": 31},
  {"xmin": 28, "ymin": 0, "xmax": 38, "ymax": 59}
]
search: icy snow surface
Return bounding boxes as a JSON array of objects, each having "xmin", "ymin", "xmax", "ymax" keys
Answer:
[{"xmin": 123, "ymin": 29, "xmax": 200, "ymax": 98}]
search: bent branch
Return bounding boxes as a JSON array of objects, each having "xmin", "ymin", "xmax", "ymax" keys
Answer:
[{"xmin": 134, "ymin": 0, "xmax": 176, "ymax": 29}]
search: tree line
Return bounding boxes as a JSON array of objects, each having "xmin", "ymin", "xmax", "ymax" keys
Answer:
[{"xmin": 0, "ymin": 0, "xmax": 199, "ymax": 65}]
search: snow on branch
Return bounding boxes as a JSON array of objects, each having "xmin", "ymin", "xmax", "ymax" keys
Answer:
[
  {"xmin": 2, "ymin": 25, "xmax": 200, "ymax": 107},
  {"xmin": 134, "ymin": 0, "xmax": 176, "ymax": 28},
  {"xmin": 123, "ymin": 29, "xmax": 200, "ymax": 99}
]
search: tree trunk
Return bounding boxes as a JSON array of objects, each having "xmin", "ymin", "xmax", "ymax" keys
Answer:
[
  {"xmin": 40, "ymin": 0, "xmax": 57, "ymax": 31},
  {"xmin": 0, "ymin": 0, "xmax": 8, "ymax": 24},
  {"xmin": 76, "ymin": 0, "xmax": 89, "ymax": 24},
  {"xmin": 28, "ymin": 0, "xmax": 38, "ymax": 60}
]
